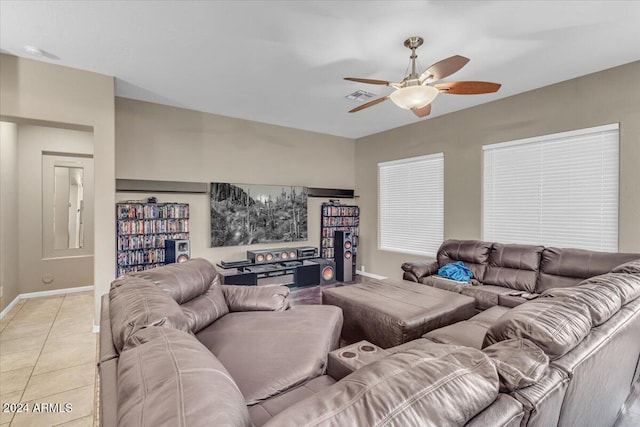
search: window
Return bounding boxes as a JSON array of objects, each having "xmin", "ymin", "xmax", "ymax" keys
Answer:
[
  {"xmin": 483, "ymin": 123, "xmax": 619, "ymax": 252},
  {"xmin": 379, "ymin": 153, "xmax": 444, "ymax": 256}
]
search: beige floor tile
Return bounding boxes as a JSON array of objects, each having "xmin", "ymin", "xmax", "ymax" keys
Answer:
[
  {"xmin": 54, "ymin": 414, "xmax": 94, "ymax": 426},
  {"xmin": 0, "ymin": 322, "xmax": 52, "ymax": 342},
  {"xmin": 22, "ymin": 296, "xmax": 64, "ymax": 306},
  {"xmin": 48, "ymin": 316, "xmax": 94, "ymax": 338},
  {"xmin": 0, "ymin": 367, "xmax": 32, "ymax": 395},
  {"xmin": 10, "ymin": 384, "xmax": 94, "ymax": 427},
  {"xmin": 0, "ymin": 390, "xmax": 24, "ymax": 425},
  {"xmin": 40, "ymin": 332, "xmax": 96, "ymax": 355},
  {"xmin": 10, "ymin": 309, "xmax": 59, "ymax": 325},
  {"xmin": 0, "ymin": 334, "xmax": 47, "ymax": 356},
  {"xmin": 0, "ymin": 349, "xmax": 40, "ymax": 373},
  {"xmin": 22, "ymin": 362, "xmax": 95, "ymax": 402},
  {"xmin": 0, "ymin": 319, "xmax": 9, "ymax": 334},
  {"xmin": 33, "ymin": 339, "xmax": 96, "ymax": 375}
]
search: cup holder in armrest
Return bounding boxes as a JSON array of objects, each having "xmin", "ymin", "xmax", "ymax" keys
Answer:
[
  {"xmin": 340, "ymin": 351, "xmax": 357, "ymax": 359},
  {"xmin": 359, "ymin": 345, "xmax": 376, "ymax": 353}
]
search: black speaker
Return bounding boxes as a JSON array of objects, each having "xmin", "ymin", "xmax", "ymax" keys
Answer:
[
  {"xmin": 295, "ymin": 261, "xmax": 320, "ymax": 287},
  {"xmin": 247, "ymin": 248, "xmax": 296, "ymax": 264},
  {"xmin": 313, "ymin": 258, "xmax": 337, "ymax": 285},
  {"xmin": 165, "ymin": 239, "xmax": 190, "ymax": 264},
  {"xmin": 334, "ymin": 231, "xmax": 353, "ymax": 282}
]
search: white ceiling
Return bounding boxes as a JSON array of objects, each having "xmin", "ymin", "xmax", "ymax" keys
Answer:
[{"xmin": 2, "ymin": 1, "xmax": 640, "ymax": 139}]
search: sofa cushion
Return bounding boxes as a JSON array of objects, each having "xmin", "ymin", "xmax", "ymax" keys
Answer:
[
  {"xmin": 483, "ymin": 298, "xmax": 592, "ymax": 360},
  {"xmin": 222, "ymin": 285, "xmax": 289, "ymax": 312},
  {"xmin": 437, "ymin": 239, "xmax": 493, "ymax": 281},
  {"xmin": 536, "ymin": 248, "xmax": 639, "ymax": 293},
  {"xmin": 130, "ymin": 258, "xmax": 219, "ymax": 304},
  {"xmin": 423, "ymin": 320, "xmax": 488, "ymax": 349},
  {"xmin": 117, "ymin": 327, "xmax": 251, "ymax": 427},
  {"xmin": 460, "ymin": 285, "xmax": 515, "ymax": 310},
  {"xmin": 483, "ymin": 338, "xmax": 549, "ymax": 392},
  {"xmin": 469, "ymin": 305, "xmax": 512, "ymax": 328},
  {"xmin": 248, "ymin": 375, "xmax": 336, "ymax": 427},
  {"xmin": 180, "ymin": 274, "xmax": 229, "ymax": 333},
  {"xmin": 611, "ymin": 259, "xmax": 640, "ymax": 274},
  {"xmin": 196, "ymin": 305, "xmax": 343, "ymax": 405},
  {"xmin": 541, "ymin": 283, "xmax": 622, "ymax": 326},
  {"xmin": 483, "ymin": 243, "xmax": 544, "ymax": 292},
  {"xmin": 577, "ymin": 272, "xmax": 640, "ymax": 305},
  {"xmin": 109, "ymin": 277, "xmax": 190, "ymax": 353},
  {"xmin": 263, "ymin": 343, "xmax": 499, "ymax": 427}
]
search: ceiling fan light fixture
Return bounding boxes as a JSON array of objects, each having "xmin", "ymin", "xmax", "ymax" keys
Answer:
[{"xmin": 389, "ymin": 85, "xmax": 439, "ymax": 110}]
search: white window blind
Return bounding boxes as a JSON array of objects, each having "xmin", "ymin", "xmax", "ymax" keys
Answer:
[
  {"xmin": 379, "ymin": 153, "xmax": 444, "ymax": 256},
  {"xmin": 483, "ymin": 123, "xmax": 619, "ymax": 252}
]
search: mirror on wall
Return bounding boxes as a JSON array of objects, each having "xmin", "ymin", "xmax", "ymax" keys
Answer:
[
  {"xmin": 53, "ymin": 165, "xmax": 85, "ymax": 249},
  {"xmin": 42, "ymin": 152, "xmax": 94, "ymax": 259}
]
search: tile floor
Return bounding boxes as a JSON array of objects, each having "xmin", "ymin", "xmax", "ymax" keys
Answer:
[{"xmin": 0, "ymin": 292, "xmax": 97, "ymax": 427}]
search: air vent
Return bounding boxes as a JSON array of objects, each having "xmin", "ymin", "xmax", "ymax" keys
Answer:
[{"xmin": 345, "ymin": 89, "xmax": 377, "ymax": 103}]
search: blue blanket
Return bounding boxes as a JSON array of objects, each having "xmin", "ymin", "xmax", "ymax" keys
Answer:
[{"xmin": 438, "ymin": 261, "xmax": 474, "ymax": 282}]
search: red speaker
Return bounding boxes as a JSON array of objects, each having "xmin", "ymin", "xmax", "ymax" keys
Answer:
[
  {"xmin": 313, "ymin": 258, "xmax": 336, "ymax": 285},
  {"xmin": 165, "ymin": 239, "xmax": 190, "ymax": 264},
  {"xmin": 334, "ymin": 231, "xmax": 353, "ymax": 282}
]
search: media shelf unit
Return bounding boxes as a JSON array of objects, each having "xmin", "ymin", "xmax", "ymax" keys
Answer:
[
  {"xmin": 320, "ymin": 202, "xmax": 359, "ymax": 275},
  {"xmin": 116, "ymin": 202, "xmax": 190, "ymax": 277}
]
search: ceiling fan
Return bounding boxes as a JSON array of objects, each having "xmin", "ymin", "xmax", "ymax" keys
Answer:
[{"xmin": 345, "ymin": 36, "xmax": 501, "ymax": 118}]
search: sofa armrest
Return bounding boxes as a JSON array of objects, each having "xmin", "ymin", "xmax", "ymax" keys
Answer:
[
  {"xmin": 401, "ymin": 260, "xmax": 439, "ymax": 282},
  {"xmin": 222, "ymin": 285, "xmax": 290, "ymax": 312}
]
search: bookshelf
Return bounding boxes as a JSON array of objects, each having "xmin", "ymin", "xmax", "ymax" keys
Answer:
[
  {"xmin": 320, "ymin": 202, "xmax": 359, "ymax": 275},
  {"xmin": 116, "ymin": 202, "xmax": 190, "ymax": 277}
]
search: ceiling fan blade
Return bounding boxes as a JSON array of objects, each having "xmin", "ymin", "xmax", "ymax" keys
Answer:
[
  {"xmin": 348, "ymin": 96, "xmax": 389, "ymax": 113},
  {"xmin": 344, "ymin": 77, "xmax": 391, "ymax": 86},
  {"xmin": 411, "ymin": 104, "xmax": 431, "ymax": 118},
  {"xmin": 420, "ymin": 55, "xmax": 470, "ymax": 83},
  {"xmin": 435, "ymin": 81, "xmax": 501, "ymax": 94}
]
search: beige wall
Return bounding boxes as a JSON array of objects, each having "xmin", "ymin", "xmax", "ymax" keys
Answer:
[
  {"xmin": 17, "ymin": 125, "xmax": 94, "ymax": 294},
  {"xmin": 115, "ymin": 97, "xmax": 355, "ymax": 263},
  {"xmin": 0, "ymin": 121, "xmax": 19, "ymax": 311},
  {"xmin": 0, "ymin": 54, "xmax": 115, "ymax": 326},
  {"xmin": 355, "ymin": 61, "xmax": 640, "ymax": 280}
]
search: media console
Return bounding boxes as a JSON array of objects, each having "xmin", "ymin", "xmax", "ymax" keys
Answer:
[{"xmin": 217, "ymin": 246, "xmax": 337, "ymax": 287}]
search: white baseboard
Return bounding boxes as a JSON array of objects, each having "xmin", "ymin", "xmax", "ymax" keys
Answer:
[
  {"xmin": 19, "ymin": 285, "xmax": 94, "ymax": 299},
  {"xmin": 92, "ymin": 324, "xmax": 100, "ymax": 334},
  {"xmin": 0, "ymin": 285, "xmax": 94, "ymax": 320},
  {"xmin": 356, "ymin": 270, "xmax": 387, "ymax": 280},
  {"xmin": 0, "ymin": 296, "xmax": 21, "ymax": 320}
]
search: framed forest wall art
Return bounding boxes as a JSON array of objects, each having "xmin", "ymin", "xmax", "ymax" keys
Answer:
[{"xmin": 210, "ymin": 183, "xmax": 308, "ymax": 247}]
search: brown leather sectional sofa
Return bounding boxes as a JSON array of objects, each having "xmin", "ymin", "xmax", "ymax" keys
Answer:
[
  {"xmin": 100, "ymin": 257, "xmax": 554, "ymax": 426},
  {"xmin": 402, "ymin": 239, "xmax": 640, "ymax": 427}
]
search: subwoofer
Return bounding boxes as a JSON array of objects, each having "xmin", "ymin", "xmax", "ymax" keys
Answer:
[
  {"xmin": 165, "ymin": 239, "xmax": 190, "ymax": 264},
  {"xmin": 334, "ymin": 231, "xmax": 353, "ymax": 282},
  {"xmin": 313, "ymin": 258, "xmax": 337, "ymax": 285}
]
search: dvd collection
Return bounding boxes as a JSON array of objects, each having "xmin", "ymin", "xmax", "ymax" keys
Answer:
[
  {"xmin": 320, "ymin": 202, "xmax": 359, "ymax": 262},
  {"xmin": 117, "ymin": 219, "xmax": 189, "ymax": 235},
  {"xmin": 116, "ymin": 202, "xmax": 190, "ymax": 277},
  {"xmin": 322, "ymin": 205, "xmax": 359, "ymax": 217},
  {"xmin": 117, "ymin": 203, "xmax": 189, "ymax": 220}
]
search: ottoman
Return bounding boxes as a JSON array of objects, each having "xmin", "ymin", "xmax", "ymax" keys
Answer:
[{"xmin": 322, "ymin": 278, "xmax": 475, "ymax": 348}]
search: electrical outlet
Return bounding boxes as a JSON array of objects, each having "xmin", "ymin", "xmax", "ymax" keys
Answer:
[
  {"xmin": 0, "ymin": 285, "xmax": 3, "ymax": 298},
  {"xmin": 361, "ymin": 266, "xmax": 365, "ymax": 273}
]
